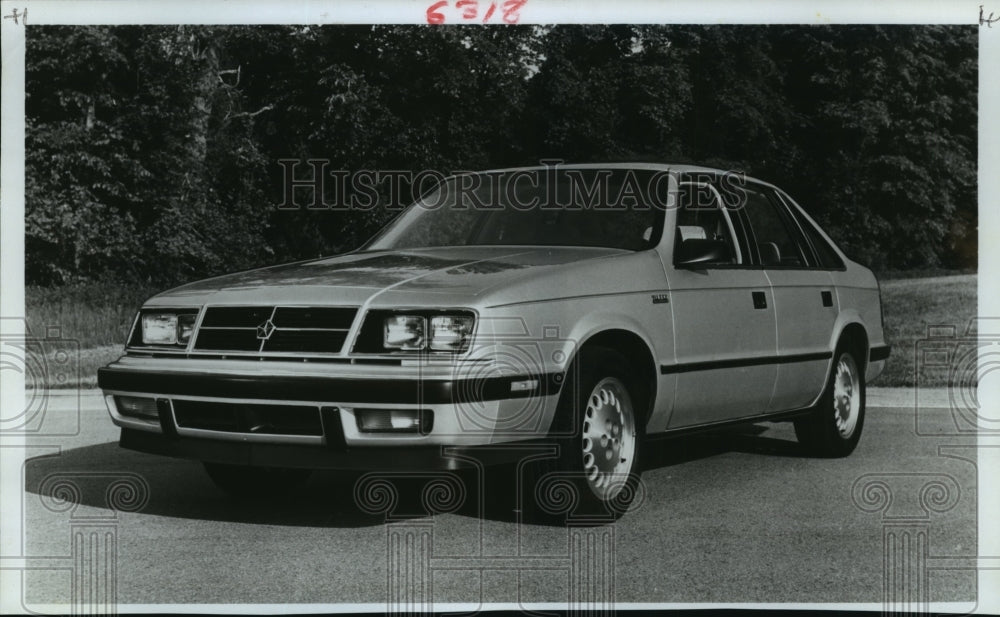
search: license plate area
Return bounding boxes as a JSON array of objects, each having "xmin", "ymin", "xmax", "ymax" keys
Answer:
[{"xmin": 171, "ymin": 400, "xmax": 323, "ymax": 436}]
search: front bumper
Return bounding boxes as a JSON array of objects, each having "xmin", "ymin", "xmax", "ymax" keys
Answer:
[
  {"xmin": 98, "ymin": 364, "xmax": 562, "ymax": 405},
  {"xmin": 118, "ymin": 428, "xmax": 548, "ymax": 471},
  {"xmin": 98, "ymin": 357, "xmax": 564, "ymax": 468}
]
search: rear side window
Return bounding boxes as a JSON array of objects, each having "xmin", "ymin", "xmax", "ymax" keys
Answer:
[
  {"xmin": 739, "ymin": 186, "xmax": 808, "ymax": 267},
  {"xmin": 779, "ymin": 193, "xmax": 845, "ymax": 270}
]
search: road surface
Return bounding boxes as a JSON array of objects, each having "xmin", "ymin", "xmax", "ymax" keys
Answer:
[{"xmin": 13, "ymin": 388, "xmax": 978, "ymax": 608}]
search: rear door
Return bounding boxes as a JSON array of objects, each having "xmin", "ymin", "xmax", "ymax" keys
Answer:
[
  {"xmin": 734, "ymin": 182, "xmax": 836, "ymax": 412},
  {"xmin": 663, "ymin": 180, "xmax": 778, "ymax": 428}
]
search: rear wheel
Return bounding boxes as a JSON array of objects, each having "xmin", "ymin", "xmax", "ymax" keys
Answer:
[
  {"xmin": 794, "ymin": 348, "xmax": 865, "ymax": 457},
  {"xmin": 525, "ymin": 347, "xmax": 646, "ymax": 522},
  {"xmin": 203, "ymin": 462, "xmax": 312, "ymax": 498}
]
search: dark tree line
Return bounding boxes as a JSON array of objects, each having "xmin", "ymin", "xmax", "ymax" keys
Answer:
[{"xmin": 25, "ymin": 24, "xmax": 976, "ymax": 286}]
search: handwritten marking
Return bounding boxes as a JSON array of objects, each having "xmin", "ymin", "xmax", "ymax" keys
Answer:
[
  {"xmin": 426, "ymin": 0, "xmax": 448, "ymax": 24},
  {"xmin": 502, "ymin": 0, "xmax": 526, "ymax": 24},
  {"xmin": 482, "ymin": 2, "xmax": 497, "ymax": 22},
  {"xmin": 3, "ymin": 7, "xmax": 26, "ymax": 25},
  {"xmin": 425, "ymin": 0, "xmax": 525, "ymax": 24},
  {"xmin": 457, "ymin": 0, "xmax": 477, "ymax": 20},
  {"xmin": 981, "ymin": 5, "xmax": 999, "ymax": 27}
]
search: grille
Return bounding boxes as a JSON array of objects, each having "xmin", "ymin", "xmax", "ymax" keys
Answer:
[
  {"xmin": 172, "ymin": 400, "xmax": 323, "ymax": 436},
  {"xmin": 193, "ymin": 306, "xmax": 357, "ymax": 354}
]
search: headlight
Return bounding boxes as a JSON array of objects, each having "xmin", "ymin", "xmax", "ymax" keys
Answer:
[
  {"xmin": 380, "ymin": 312, "xmax": 475, "ymax": 352},
  {"xmin": 384, "ymin": 315, "xmax": 426, "ymax": 350},
  {"xmin": 429, "ymin": 315, "xmax": 474, "ymax": 351},
  {"xmin": 137, "ymin": 311, "xmax": 199, "ymax": 347},
  {"xmin": 142, "ymin": 313, "xmax": 178, "ymax": 345}
]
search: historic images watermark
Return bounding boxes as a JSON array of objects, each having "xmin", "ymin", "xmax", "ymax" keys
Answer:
[
  {"xmin": 0, "ymin": 317, "xmax": 147, "ymax": 614},
  {"xmin": 354, "ymin": 459, "xmax": 645, "ymax": 613},
  {"xmin": 914, "ymin": 318, "xmax": 1000, "ymax": 435},
  {"xmin": 446, "ymin": 318, "xmax": 576, "ymax": 438},
  {"xmin": 0, "ymin": 318, "xmax": 81, "ymax": 437},
  {"xmin": 3, "ymin": 468, "xmax": 151, "ymax": 614},
  {"xmin": 27, "ymin": 472, "xmax": 149, "ymax": 614},
  {"xmin": 274, "ymin": 159, "xmax": 750, "ymax": 212},
  {"xmin": 350, "ymin": 317, "xmax": 645, "ymax": 612},
  {"xmin": 851, "ymin": 472, "xmax": 968, "ymax": 614},
  {"xmin": 848, "ymin": 318, "xmax": 988, "ymax": 612}
]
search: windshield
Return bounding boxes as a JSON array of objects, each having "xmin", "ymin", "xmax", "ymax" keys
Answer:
[{"xmin": 366, "ymin": 168, "xmax": 670, "ymax": 252}]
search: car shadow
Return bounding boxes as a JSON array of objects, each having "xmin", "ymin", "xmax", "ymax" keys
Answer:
[
  {"xmin": 24, "ymin": 422, "xmax": 807, "ymax": 528},
  {"xmin": 642, "ymin": 422, "xmax": 809, "ymax": 469}
]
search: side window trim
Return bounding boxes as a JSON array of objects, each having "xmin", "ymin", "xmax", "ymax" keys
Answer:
[
  {"xmin": 730, "ymin": 205, "xmax": 761, "ymax": 266},
  {"xmin": 676, "ymin": 181, "xmax": 744, "ymax": 265},
  {"xmin": 773, "ymin": 188, "xmax": 846, "ymax": 270},
  {"xmin": 706, "ymin": 175, "xmax": 758, "ymax": 265},
  {"xmin": 727, "ymin": 201, "xmax": 759, "ymax": 266},
  {"xmin": 774, "ymin": 191, "xmax": 821, "ymax": 267},
  {"xmin": 756, "ymin": 183, "xmax": 815, "ymax": 268},
  {"xmin": 741, "ymin": 181, "xmax": 814, "ymax": 269}
]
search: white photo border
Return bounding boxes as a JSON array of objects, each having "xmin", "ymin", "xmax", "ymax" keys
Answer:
[{"xmin": 1, "ymin": 0, "xmax": 994, "ymax": 613}]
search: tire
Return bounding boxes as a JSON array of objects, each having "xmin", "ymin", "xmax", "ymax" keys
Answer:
[
  {"xmin": 524, "ymin": 347, "xmax": 646, "ymax": 523},
  {"xmin": 794, "ymin": 346, "xmax": 866, "ymax": 457},
  {"xmin": 202, "ymin": 462, "xmax": 312, "ymax": 499}
]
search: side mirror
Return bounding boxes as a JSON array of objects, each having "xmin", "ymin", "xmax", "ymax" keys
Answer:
[{"xmin": 674, "ymin": 238, "xmax": 731, "ymax": 266}]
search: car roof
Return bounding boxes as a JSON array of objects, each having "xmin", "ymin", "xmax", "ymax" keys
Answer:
[{"xmin": 472, "ymin": 162, "xmax": 770, "ymax": 186}]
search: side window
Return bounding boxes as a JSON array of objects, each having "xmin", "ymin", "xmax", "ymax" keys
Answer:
[
  {"xmin": 739, "ymin": 186, "xmax": 808, "ymax": 267},
  {"xmin": 778, "ymin": 193, "xmax": 846, "ymax": 270},
  {"xmin": 674, "ymin": 182, "xmax": 742, "ymax": 265}
]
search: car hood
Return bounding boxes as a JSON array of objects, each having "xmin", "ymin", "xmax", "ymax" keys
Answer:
[{"xmin": 147, "ymin": 246, "xmax": 630, "ymax": 307}]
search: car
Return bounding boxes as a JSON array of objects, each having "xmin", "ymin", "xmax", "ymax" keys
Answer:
[{"xmin": 98, "ymin": 162, "xmax": 889, "ymax": 518}]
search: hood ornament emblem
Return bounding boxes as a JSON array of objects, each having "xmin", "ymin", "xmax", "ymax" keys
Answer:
[{"xmin": 256, "ymin": 319, "xmax": 276, "ymax": 340}]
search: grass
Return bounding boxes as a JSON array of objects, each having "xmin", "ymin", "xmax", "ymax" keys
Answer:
[
  {"xmin": 24, "ymin": 274, "xmax": 976, "ymax": 389},
  {"xmin": 25, "ymin": 284, "xmax": 157, "ymax": 389},
  {"xmin": 874, "ymin": 273, "xmax": 977, "ymax": 388},
  {"xmin": 26, "ymin": 284, "xmax": 156, "ymax": 348},
  {"xmin": 873, "ymin": 267, "xmax": 977, "ymax": 280}
]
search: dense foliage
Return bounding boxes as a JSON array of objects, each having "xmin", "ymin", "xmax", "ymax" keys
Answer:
[{"xmin": 26, "ymin": 24, "xmax": 976, "ymax": 285}]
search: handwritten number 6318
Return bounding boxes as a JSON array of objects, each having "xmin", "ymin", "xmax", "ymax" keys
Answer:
[{"xmin": 426, "ymin": 0, "xmax": 527, "ymax": 24}]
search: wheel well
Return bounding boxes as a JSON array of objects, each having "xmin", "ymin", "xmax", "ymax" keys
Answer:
[
  {"xmin": 837, "ymin": 323, "xmax": 869, "ymax": 373},
  {"xmin": 577, "ymin": 329, "xmax": 657, "ymax": 423}
]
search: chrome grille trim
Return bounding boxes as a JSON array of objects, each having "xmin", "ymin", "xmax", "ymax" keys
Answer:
[{"xmin": 192, "ymin": 305, "xmax": 359, "ymax": 355}]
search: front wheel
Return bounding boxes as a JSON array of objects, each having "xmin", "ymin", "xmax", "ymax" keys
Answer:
[
  {"xmin": 203, "ymin": 462, "xmax": 312, "ymax": 498},
  {"xmin": 580, "ymin": 376, "xmax": 639, "ymax": 504},
  {"xmin": 794, "ymin": 348, "xmax": 866, "ymax": 457},
  {"xmin": 526, "ymin": 347, "xmax": 646, "ymax": 522}
]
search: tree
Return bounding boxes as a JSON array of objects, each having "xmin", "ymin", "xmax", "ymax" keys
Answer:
[{"xmin": 24, "ymin": 24, "xmax": 977, "ymax": 285}]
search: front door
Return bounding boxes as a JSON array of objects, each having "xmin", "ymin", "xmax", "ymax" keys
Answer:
[{"xmin": 663, "ymin": 181, "xmax": 778, "ymax": 428}]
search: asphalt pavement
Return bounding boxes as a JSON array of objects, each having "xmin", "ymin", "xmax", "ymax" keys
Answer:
[{"xmin": 14, "ymin": 387, "xmax": 978, "ymax": 608}]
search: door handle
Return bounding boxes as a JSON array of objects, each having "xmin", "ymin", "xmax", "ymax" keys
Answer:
[
  {"xmin": 752, "ymin": 291, "xmax": 767, "ymax": 309},
  {"xmin": 821, "ymin": 290, "xmax": 833, "ymax": 307}
]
